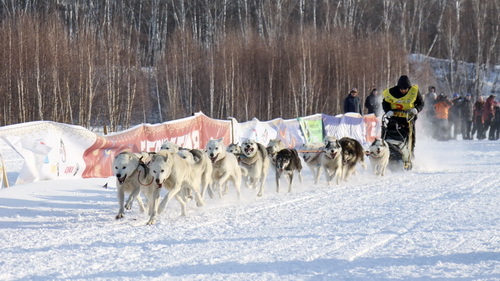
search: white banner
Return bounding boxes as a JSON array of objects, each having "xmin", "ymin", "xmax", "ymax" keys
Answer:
[{"xmin": 0, "ymin": 122, "xmax": 96, "ymax": 185}]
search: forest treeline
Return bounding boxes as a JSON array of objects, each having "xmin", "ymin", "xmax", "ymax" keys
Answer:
[{"xmin": 0, "ymin": 0, "xmax": 498, "ymax": 130}]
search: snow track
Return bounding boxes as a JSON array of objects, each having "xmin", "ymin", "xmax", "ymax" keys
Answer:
[{"xmin": 0, "ymin": 140, "xmax": 499, "ymax": 280}]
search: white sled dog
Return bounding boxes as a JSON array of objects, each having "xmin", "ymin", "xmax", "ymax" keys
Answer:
[
  {"xmin": 316, "ymin": 138, "xmax": 343, "ymax": 185},
  {"xmin": 177, "ymin": 149, "xmax": 214, "ymax": 198},
  {"xmin": 112, "ymin": 152, "xmax": 149, "ymax": 219},
  {"xmin": 160, "ymin": 140, "xmax": 180, "ymax": 153},
  {"xmin": 144, "ymin": 150, "xmax": 206, "ymax": 225},
  {"xmin": 206, "ymin": 138, "xmax": 244, "ymax": 199},
  {"xmin": 239, "ymin": 139, "xmax": 270, "ymax": 197},
  {"xmin": 367, "ymin": 138, "xmax": 390, "ymax": 176}
]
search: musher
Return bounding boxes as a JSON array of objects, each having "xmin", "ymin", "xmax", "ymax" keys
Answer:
[{"xmin": 382, "ymin": 75, "xmax": 425, "ymax": 160}]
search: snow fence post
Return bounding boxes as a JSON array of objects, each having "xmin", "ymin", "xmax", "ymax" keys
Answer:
[{"xmin": 0, "ymin": 152, "xmax": 8, "ymax": 188}]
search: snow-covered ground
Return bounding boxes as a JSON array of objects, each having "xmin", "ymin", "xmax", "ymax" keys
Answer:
[{"xmin": 0, "ymin": 139, "xmax": 499, "ymax": 280}]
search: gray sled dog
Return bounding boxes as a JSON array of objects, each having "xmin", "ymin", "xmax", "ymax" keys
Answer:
[
  {"xmin": 206, "ymin": 138, "xmax": 244, "ymax": 199},
  {"xmin": 367, "ymin": 138, "xmax": 390, "ymax": 176},
  {"xmin": 316, "ymin": 138, "xmax": 343, "ymax": 185},
  {"xmin": 227, "ymin": 143, "xmax": 242, "ymax": 155},
  {"xmin": 299, "ymin": 142, "xmax": 324, "ymax": 178},
  {"xmin": 239, "ymin": 139, "xmax": 270, "ymax": 197},
  {"xmin": 112, "ymin": 152, "xmax": 149, "ymax": 219},
  {"xmin": 275, "ymin": 148, "xmax": 303, "ymax": 193},
  {"xmin": 339, "ymin": 137, "xmax": 367, "ymax": 180},
  {"xmin": 144, "ymin": 150, "xmax": 206, "ymax": 225}
]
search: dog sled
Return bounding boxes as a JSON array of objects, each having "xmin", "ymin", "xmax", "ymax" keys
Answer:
[{"xmin": 382, "ymin": 111, "xmax": 416, "ymax": 171}]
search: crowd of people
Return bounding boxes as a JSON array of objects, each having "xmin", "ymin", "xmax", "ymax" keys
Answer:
[
  {"xmin": 343, "ymin": 82, "xmax": 500, "ymax": 141},
  {"xmin": 421, "ymin": 88, "xmax": 499, "ymax": 141}
]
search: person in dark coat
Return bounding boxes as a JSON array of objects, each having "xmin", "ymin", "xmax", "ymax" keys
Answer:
[
  {"xmin": 484, "ymin": 95, "xmax": 497, "ymax": 140},
  {"xmin": 343, "ymin": 87, "xmax": 363, "ymax": 114},
  {"xmin": 491, "ymin": 101, "xmax": 500, "ymax": 140},
  {"xmin": 449, "ymin": 93, "xmax": 463, "ymax": 139},
  {"xmin": 364, "ymin": 88, "xmax": 383, "ymax": 116},
  {"xmin": 423, "ymin": 86, "xmax": 438, "ymax": 138},
  {"xmin": 382, "ymin": 75, "xmax": 425, "ymax": 156},
  {"xmin": 461, "ymin": 93, "xmax": 474, "ymax": 140},
  {"xmin": 472, "ymin": 96, "xmax": 485, "ymax": 139}
]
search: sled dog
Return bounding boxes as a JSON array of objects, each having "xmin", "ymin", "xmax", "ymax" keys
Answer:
[
  {"xmin": 299, "ymin": 142, "xmax": 324, "ymax": 178},
  {"xmin": 112, "ymin": 152, "xmax": 148, "ymax": 219},
  {"xmin": 368, "ymin": 138, "xmax": 390, "ymax": 176},
  {"xmin": 239, "ymin": 139, "xmax": 270, "ymax": 197},
  {"xmin": 339, "ymin": 137, "xmax": 367, "ymax": 180},
  {"xmin": 227, "ymin": 143, "xmax": 242, "ymax": 155},
  {"xmin": 275, "ymin": 148, "xmax": 303, "ymax": 193},
  {"xmin": 178, "ymin": 149, "xmax": 214, "ymax": 198},
  {"xmin": 160, "ymin": 140, "xmax": 180, "ymax": 153},
  {"xmin": 144, "ymin": 150, "xmax": 205, "ymax": 225},
  {"xmin": 266, "ymin": 139, "xmax": 286, "ymax": 172},
  {"xmin": 316, "ymin": 139, "xmax": 343, "ymax": 185},
  {"xmin": 206, "ymin": 138, "xmax": 243, "ymax": 199}
]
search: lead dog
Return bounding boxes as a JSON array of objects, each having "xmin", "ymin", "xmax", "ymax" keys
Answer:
[
  {"xmin": 339, "ymin": 137, "xmax": 367, "ymax": 180},
  {"xmin": 239, "ymin": 139, "xmax": 270, "ymax": 197},
  {"xmin": 206, "ymin": 138, "xmax": 244, "ymax": 199},
  {"xmin": 316, "ymin": 139, "xmax": 343, "ymax": 185},
  {"xmin": 367, "ymin": 138, "xmax": 390, "ymax": 176},
  {"xmin": 144, "ymin": 150, "xmax": 205, "ymax": 225},
  {"xmin": 112, "ymin": 152, "xmax": 149, "ymax": 219},
  {"xmin": 275, "ymin": 148, "xmax": 302, "ymax": 193}
]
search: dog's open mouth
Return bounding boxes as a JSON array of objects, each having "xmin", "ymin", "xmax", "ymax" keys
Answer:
[
  {"xmin": 210, "ymin": 154, "xmax": 218, "ymax": 163},
  {"xmin": 330, "ymin": 152, "xmax": 337, "ymax": 158},
  {"xmin": 117, "ymin": 175, "xmax": 127, "ymax": 185},
  {"xmin": 244, "ymin": 146, "xmax": 254, "ymax": 155}
]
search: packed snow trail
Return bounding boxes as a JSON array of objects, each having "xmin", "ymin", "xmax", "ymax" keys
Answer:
[{"xmin": 0, "ymin": 140, "xmax": 498, "ymax": 280}]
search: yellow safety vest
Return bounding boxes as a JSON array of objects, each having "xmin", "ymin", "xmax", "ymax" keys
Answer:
[{"xmin": 383, "ymin": 85, "xmax": 419, "ymax": 117}]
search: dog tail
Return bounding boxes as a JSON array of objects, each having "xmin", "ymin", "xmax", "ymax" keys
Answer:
[{"xmin": 190, "ymin": 149, "xmax": 207, "ymax": 168}]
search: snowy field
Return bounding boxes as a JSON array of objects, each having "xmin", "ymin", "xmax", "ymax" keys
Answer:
[{"xmin": 0, "ymin": 139, "xmax": 499, "ymax": 280}]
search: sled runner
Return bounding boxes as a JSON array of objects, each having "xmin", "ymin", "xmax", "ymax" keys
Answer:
[{"xmin": 382, "ymin": 111, "xmax": 415, "ymax": 171}]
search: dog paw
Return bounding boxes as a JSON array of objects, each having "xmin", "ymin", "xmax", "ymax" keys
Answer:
[
  {"xmin": 115, "ymin": 213, "xmax": 124, "ymax": 220},
  {"xmin": 257, "ymin": 192, "xmax": 263, "ymax": 197},
  {"xmin": 125, "ymin": 204, "xmax": 132, "ymax": 210},
  {"xmin": 146, "ymin": 218, "xmax": 156, "ymax": 225}
]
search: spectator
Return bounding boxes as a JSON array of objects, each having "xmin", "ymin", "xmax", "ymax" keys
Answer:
[
  {"xmin": 423, "ymin": 88, "xmax": 438, "ymax": 139},
  {"xmin": 461, "ymin": 93, "xmax": 474, "ymax": 140},
  {"xmin": 449, "ymin": 93, "xmax": 463, "ymax": 139},
  {"xmin": 344, "ymin": 87, "xmax": 363, "ymax": 114},
  {"xmin": 364, "ymin": 88, "xmax": 383, "ymax": 117},
  {"xmin": 491, "ymin": 101, "xmax": 500, "ymax": 140},
  {"xmin": 472, "ymin": 96, "xmax": 485, "ymax": 140},
  {"xmin": 433, "ymin": 93, "xmax": 453, "ymax": 140},
  {"xmin": 483, "ymin": 95, "xmax": 496, "ymax": 140}
]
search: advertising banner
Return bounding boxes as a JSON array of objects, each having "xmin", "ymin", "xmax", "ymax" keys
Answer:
[{"xmin": 0, "ymin": 122, "xmax": 96, "ymax": 184}]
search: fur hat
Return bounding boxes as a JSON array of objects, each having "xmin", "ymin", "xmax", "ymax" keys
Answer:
[
  {"xmin": 350, "ymin": 87, "xmax": 358, "ymax": 93},
  {"xmin": 397, "ymin": 75, "xmax": 412, "ymax": 89}
]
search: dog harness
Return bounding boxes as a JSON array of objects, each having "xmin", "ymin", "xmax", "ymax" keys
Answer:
[{"xmin": 383, "ymin": 85, "xmax": 419, "ymax": 117}]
